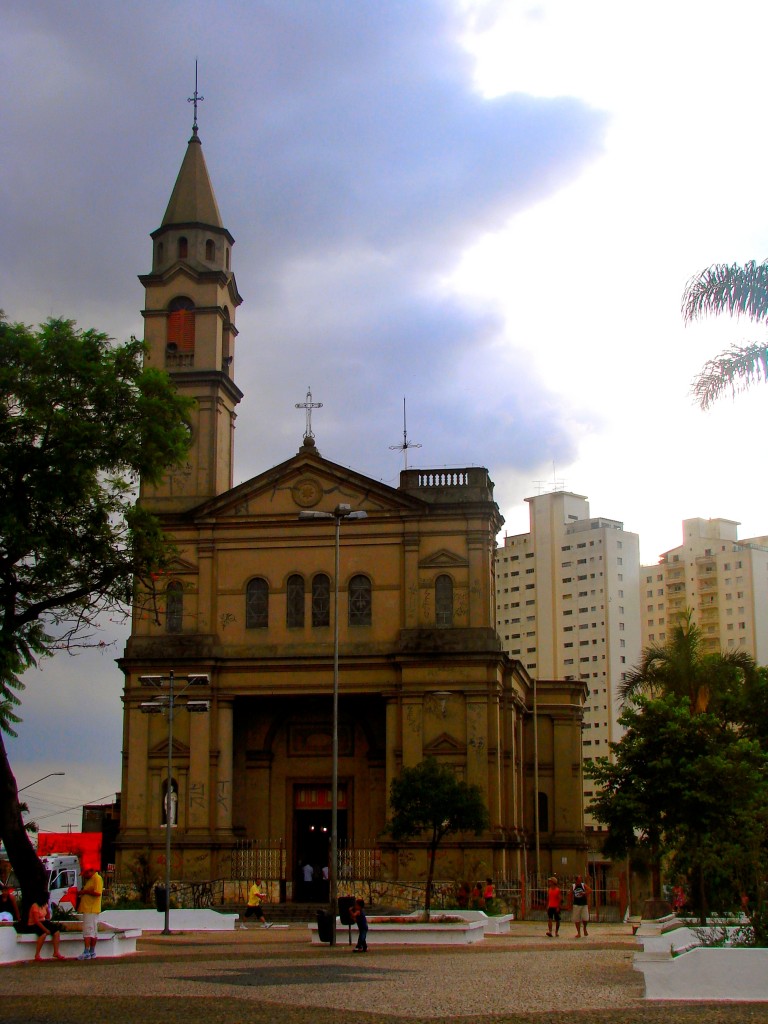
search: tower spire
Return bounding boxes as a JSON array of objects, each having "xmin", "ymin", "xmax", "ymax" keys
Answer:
[{"xmin": 188, "ymin": 59, "xmax": 204, "ymax": 136}]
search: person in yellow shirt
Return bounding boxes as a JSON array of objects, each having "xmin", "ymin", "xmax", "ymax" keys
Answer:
[
  {"xmin": 243, "ymin": 878, "xmax": 271, "ymax": 927},
  {"xmin": 76, "ymin": 867, "xmax": 103, "ymax": 960}
]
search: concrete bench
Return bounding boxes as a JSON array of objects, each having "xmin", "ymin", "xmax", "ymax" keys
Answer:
[{"xmin": 0, "ymin": 920, "xmax": 141, "ymax": 964}]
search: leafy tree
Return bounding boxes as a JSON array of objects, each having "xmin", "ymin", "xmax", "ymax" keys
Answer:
[
  {"xmin": 682, "ymin": 260, "xmax": 768, "ymax": 408},
  {"xmin": 589, "ymin": 695, "xmax": 768, "ymax": 920},
  {"xmin": 387, "ymin": 757, "xmax": 489, "ymax": 919},
  {"xmin": 0, "ymin": 315, "xmax": 191, "ymax": 912},
  {"xmin": 618, "ymin": 609, "xmax": 756, "ymax": 714}
]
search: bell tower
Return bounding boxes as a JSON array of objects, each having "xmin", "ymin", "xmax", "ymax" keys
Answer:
[{"xmin": 139, "ymin": 105, "xmax": 244, "ymax": 512}]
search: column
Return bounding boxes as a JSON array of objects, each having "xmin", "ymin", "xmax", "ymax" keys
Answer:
[
  {"xmin": 401, "ymin": 694, "xmax": 423, "ymax": 767},
  {"xmin": 188, "ymin": 708, "xmax": 212, "ymax": 832},
  {"xmin": 215, "ymin": 698, "xmax": 234, "ymax": 834},
  {"xmin": 124, "ymin": 705, "xmax": 150, "ymax": 833},
  {"xmin": 465, "ymin": 695, "xmax": 488, "ymax": 795}
]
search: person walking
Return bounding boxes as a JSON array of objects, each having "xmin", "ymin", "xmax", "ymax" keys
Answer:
[
  {"xmin": 571, "ymin": 874, "xmax": 591, "ymax": 937},
  {"xmin": 76, "ymin": 866, "xmax": 103, "ymax": 959},
  {"xmin": 243, "ymin": 879, "xmax": 271, "ymax": 926},
  {"xmin": 351, "ymin": 898, "xmax": 368, "ymax": 952},
  {"xmin": 545, "ymin": 876, "xmax": 562, "ymax": 937}
]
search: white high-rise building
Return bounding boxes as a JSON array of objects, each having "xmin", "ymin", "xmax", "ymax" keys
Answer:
[
  {"xmin": 495, "ymin": 491, "xmax": 641, "ymax": 830},
  {"xmin": 641, "ymin": 518, "xmax": 768, "ymax": 663}
]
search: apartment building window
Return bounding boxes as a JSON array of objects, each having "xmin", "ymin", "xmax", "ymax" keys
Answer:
[
  {"xmin": 619, "ymin": 605, "xmax": 624, "ymax": 614},
  {"xmin": 727, "ymin": 623, "xmax": 734, "ymax": 631},
  {"xmin": 562, "ymin": 577, "xmax": 572, "ymax": 583},
  {"xmin": 739, "ymin": 622, "xmax": 746, "ymax": 629},
  {"xmin": 620, "ymin": 639, "xmax": 625, "ymax": 648},
  {"xmin": 617, "ymin": 557, "xmax": 623, "ymax": 565},
  {"xmin": 565, "ymin": 642, "xmax": 574, "ymax": 648},
  {"xmin": 618, "ymin": 589, "xmax": 624, "ymax": 598},
  {"xmin": 563, "ymin": 610, "xmax": 573, "ymax": 616}
]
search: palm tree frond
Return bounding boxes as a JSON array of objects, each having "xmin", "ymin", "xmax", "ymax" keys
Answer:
[
  {"xmin": 692, "ymin": 342, "xmax": 768, "ymax": 409},
  {"xmin": 682, "ymin": 261, "xmax": 768, "ymax": 324}
]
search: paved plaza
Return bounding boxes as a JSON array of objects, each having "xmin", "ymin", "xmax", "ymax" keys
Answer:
[{"xmin": 2, "ymin": 920, "xmax": 768, "ymax": 1024}]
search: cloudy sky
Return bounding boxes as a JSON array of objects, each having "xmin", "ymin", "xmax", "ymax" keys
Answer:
[{"xmin": 4, "ymin": 0, "xmax": 767, "ymax": 832}]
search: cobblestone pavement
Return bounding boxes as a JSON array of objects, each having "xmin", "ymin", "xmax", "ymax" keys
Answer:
[{"xmin": 3, "ymin": 922, "xmax": 768, "ymax": 1024}]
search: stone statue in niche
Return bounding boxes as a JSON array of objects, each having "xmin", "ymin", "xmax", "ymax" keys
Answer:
[{"xmin": 163, "ymin": 778, "xmax": 179, "ymax": 827}]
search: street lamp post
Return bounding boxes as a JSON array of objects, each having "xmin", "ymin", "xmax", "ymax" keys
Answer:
[
  {"xmin": 18, "ymin": 772, "xmax": 65, "ymax": 793},
  {"xmin": 298, "ymin": 503, "xmax": 367, "ymax": 946},
  {"xmin": 139, "ymin": 671, "xmax": 210, "ymax": 935}
]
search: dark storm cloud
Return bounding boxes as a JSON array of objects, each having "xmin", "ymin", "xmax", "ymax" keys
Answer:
[
  {"xmin": 3, "ymin": 0, "xmax": 607, "ymax": 810},
  {"xmin": 2, "ymin": 0, "xmax": 606, "ymax": 490}
]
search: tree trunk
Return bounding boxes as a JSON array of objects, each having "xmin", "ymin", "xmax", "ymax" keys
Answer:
[
  {"xmin": 423, "ymin": 839, "xmax": 438, "ymax": 921},
  {"xmin": 0, "ymin": 732, "xmax": 46, "ymax": 921}
]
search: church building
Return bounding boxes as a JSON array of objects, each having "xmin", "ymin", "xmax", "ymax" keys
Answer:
[{"xmin": 115, "ymin": 120, "xmax": 588, "ymax": 896}]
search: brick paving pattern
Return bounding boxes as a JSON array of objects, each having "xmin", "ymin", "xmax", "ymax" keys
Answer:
[{"xmin": 2, "ymin": 921, "xmax": 768, "ymax": 1024}]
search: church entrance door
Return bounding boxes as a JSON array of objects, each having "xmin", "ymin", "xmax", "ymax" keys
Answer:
[{"xmin": 293, "ymin": 783, "xmax": 348, "ymax": 902}]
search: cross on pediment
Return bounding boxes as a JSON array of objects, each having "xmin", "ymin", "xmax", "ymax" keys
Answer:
[{"xmin": 295, "ymin": 386, "xmax": 323, "ymax": 441}]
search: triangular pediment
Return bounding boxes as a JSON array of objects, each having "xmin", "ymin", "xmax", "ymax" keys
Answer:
[
  {"xmin": 163, "ymin": 555, "xmax": 198, "ymax": 576},
  {"xmin": 419, "ymin": 548, "xmax": 468, "ymax": 569},
  {"xmin": 423, "ymin": 732, "xmax": 466, "ymax": 755},
  {"xmin": 191, "ymin": 446, "xmax": 428, "ymax": 520},
  {"xmin": 149, "ymin": 737, "xmax": 190, "ymax": 759}
]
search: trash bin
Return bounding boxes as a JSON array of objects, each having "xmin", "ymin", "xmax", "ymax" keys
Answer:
[
  {"xmin": 338, "ymin": 896, "xmax": 355, "ymax": 926},
  {"xmin": 316, "ymin": 909, "xmax": 334, "ymax": 943},
  {"xmin": 154, "ymin": 886, "xmax": 168, "ymax": 912}
]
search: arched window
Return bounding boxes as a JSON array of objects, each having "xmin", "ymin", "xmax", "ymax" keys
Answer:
[
  {"xmin": 246, "ymin": 578, "xmax": 269, "ymax": 628},
  {"xmin": 167, "ymin": 296, "xmax": 195, "ymax": 354},
  {"xmin": 225, "ymin": 247, "xmax": 230, "ymax": 269},
  {"xmin": 435, "ymin": 574, "xmax": 453, "ymax": 627},
  {"xmin": 157, "ymin": 241, "xmax": 164, "ymax": 265},
  {"xmin": 538, "ymin": 792, "xmax": 549, "ymax": 833},
  {"xmin": 205, "ymin": 238, "xmax": 215, "ymax": 261},
  {"xmin": 312, "ymin": 573, "xmax": 330, "ymax": 627},
  {"xmin": 166, "ymin": 581, "xmax": 183, "ymax": 634},
  {"xmin": 286, "ymin": 574, "xmax": 305, "ymax": 628},
  {"xmin": 348, "ymin": 574, "xmax": 371, "ymax": 626},
  {"xmin": 178, "ymin": 236, "xmax": 188, "ymax": 259}
]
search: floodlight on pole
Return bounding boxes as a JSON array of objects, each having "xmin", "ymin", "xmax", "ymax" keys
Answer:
[
  {"xmin": 137, "ymin": 670, "xmax": 210, "ymax": 934},
  {"xmin": 298, "ymin": 503, "xmax": 367, "ymax": 946}
]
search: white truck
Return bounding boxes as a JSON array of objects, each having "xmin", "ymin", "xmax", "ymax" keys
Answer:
[{"xmin": 42, "ymin": 854, "xmax": 82, "ymax": 908}]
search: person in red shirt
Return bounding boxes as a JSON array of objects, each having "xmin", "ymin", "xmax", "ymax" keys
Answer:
[
  {"xmin": 545, "ymin": 876, "xmax": 562, "ymax": 937},
  {"xmin": 28, "ymin": 891, "xmax": 65, "ymax": 960}
]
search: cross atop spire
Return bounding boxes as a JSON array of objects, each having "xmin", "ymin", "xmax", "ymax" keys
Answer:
[
  {"xmin": 188, "ymin": 60, "xmax": 204, "ymax": 136},
  {"xmin": 296, "ymin": 387, "xmax": 323, "ymax": 442}
]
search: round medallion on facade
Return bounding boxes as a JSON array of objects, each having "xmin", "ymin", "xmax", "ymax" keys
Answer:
[{"xmin": 292, "ymin": 476, "xmax": 323, "ymax": 508}]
